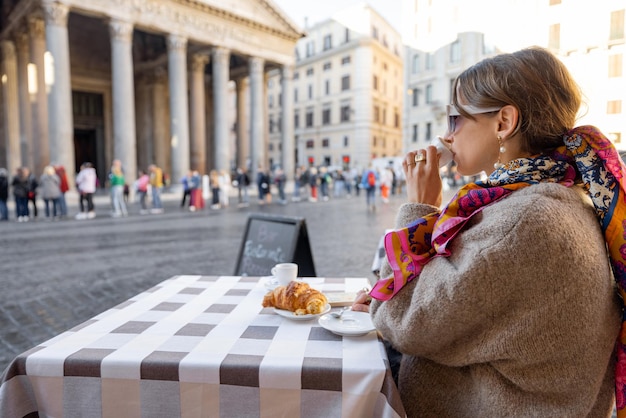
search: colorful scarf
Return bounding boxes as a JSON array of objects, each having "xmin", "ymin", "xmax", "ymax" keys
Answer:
[{"xmin": 370, "ymin": 126, "xmax": 626, "ymax": 414}]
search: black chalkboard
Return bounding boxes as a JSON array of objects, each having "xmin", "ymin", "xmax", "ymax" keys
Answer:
[{"xmin": 234, "ymin": 213, "xmax": 316, "ymax": 277}]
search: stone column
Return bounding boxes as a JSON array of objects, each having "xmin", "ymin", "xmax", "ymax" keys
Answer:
[
  {"xmin": 28, "ymin": 16, "xmax": 48, "ymax": 175},
  {"xmin": 190, "ymin": 53, "xmax": 208, "ymax": 173},
  {"xmin": 15, "ymin": 30, "xmax": 32, "ymax": 169},
  {"xmin": 281, "ymin": 65, "xmax": 294, "ymax": 180},
  {"xmin": 44, "ymin": 3, "xmax": 75, "ymax": 181},
  {"xmin": 212, "ymin": 47, "xmax": 230, "ymax": 172},
  {"xmin": 152, "ymin": 68, "xmax": 168, "ymax": 172},
  {"xmin": 249, "ymin": 56, "xmax": 264, "ymax": 178},
  {"xmin": 1, "ymin": 41, "xmax": 22, "ymax": 176},
  {"xmin": 109, "ymin": 18, "xmax": 137, "ymax": 180},
  {"xmin": 167, "ymin": 34, "xmax": 190, "ymax": 189},
  {"xmin": 235, "ymin": 77, "xmax": 249, "ymax": 170}
]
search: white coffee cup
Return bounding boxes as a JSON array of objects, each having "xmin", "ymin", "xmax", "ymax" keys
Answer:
[{"xmin": 271, "ymin": 263, "xmax": 298, "ymax": 285}]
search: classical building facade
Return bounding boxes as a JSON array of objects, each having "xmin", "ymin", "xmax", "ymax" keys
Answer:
[
  {"xmin": 267, "ymin": 4, "xmax": 403, "ymax": 172},
  {"xmin": 0, "ymin": 0, "xmax": 303, "ymax": 188},
  {"xmin": 402, "ymin": 0, "xmax": 626, "ymax": 153}
]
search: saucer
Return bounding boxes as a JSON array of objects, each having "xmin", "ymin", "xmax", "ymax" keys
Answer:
[{"xmin": 318, "ymin": 311, "xmax": 376, "ymax": 336}]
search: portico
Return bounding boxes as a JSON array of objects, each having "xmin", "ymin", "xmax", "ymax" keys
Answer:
[{"xmin": 0, "ymin": 0, "xmax": 302, "ymax": 188}]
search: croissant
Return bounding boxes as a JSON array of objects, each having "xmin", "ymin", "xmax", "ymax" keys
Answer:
[{"xmin": 262, "ymin": 281, "xmax": 328, "ymax": 315}]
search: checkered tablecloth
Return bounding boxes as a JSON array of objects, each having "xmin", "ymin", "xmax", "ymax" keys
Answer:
[{"xmin": 0, "ymin": 275, "xmax": 405, "ymax": 418}]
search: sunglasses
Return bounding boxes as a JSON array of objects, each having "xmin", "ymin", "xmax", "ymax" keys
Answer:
[{"xmin": 446, "ymin": 104, "xmax": 502, "ymax": 133}]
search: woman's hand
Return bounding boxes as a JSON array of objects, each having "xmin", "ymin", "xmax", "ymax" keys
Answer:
[
  {"xmin": 351, "ymin": 289, "xmax": 372, "ymax": 313},
  {"xmin": 402, "ymin": 145, "xmax": 443, "ymax": 207}
]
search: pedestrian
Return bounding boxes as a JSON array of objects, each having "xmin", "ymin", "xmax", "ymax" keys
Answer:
[
  {"xmin": 274, "ymin": 167, "xmax": 287, "ymax": 204},
  {"xmin": 357, "ymin": 46, "xmax": 623, "ymax": 417},
  {"xmin": 23, "ymin": 167, "xmax": 38, "ymax": 219},
  {"xmin": 235, "ymin": 167, "xmax": 250, "ymax": 206},
  {"xmin": 189, "ymin": 170, "xmax": 203, "ymax": 211},
  {"xmin": 218, "ymin": 169, "xmax": 231, "ymax": 208},
  {"xmin": 134, "ymin": 169, "xmax": 150, "ymax": 214},
  {"xmin": 109, "ymin": 159, "xmax": 127, "ymax": 217},
  {"xmin": 308, "ymin": 167, "xmax": 318, "ymax": 202},
  {"xmin": 209, "ymin": 169, "xmax": 220, "ymax": 209},
  {"xmin": 148, "ymin": 164, "xmax": 164, "ymax": 213},
  {"xmin": 319, "ymin": 166, "xmax": 330, "ymax": 201},
  {"xmin": 380, "ymin": 166, "xmax": 393, "ymax": 203},
  {"xmin": 75, "ymin": 162, "xmax": 97, "ymax": 219},
  {"xmin": 39, "ymin": 165, "xmax": 62, "ymax": 220},
  {"xmin": 11, "ymin": 167, "xmax": 30, "ymax": 222},
  {"xmin": 256, "ymin": 167, "xmax": 270, "ymax": 205},
  {"xmin": 292, "ymin": 166, "xmax": 305, "ymax": 202},
  {"xmin": 360, "ymin": 165, "xmax": 378, "ymax": 211},
  {"xmin": 54, "ymin": 164, "xmax": 69, "ymax": 218},
  {"xmin": 0, "ymin": 168, "xmax": 8, "ymax": 221},
  {"xmin": 180, "ymin": 170, "xmax": 192, "ymax": 209}
]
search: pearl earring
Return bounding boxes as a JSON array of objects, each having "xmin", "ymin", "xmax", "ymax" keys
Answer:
[{"xmin": 494, "ymin": 135, "xmax": 506, "ymax": 169}]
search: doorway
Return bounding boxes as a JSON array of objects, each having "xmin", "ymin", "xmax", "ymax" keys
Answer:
[{"xmin": 73, "ymin": 129, "xmax": 99, "ymax": 182}]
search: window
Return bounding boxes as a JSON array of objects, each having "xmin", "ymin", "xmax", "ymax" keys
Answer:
[
  {"xmin": 343, "ymin": 136, "xmax": 349, "ymax": 147},
  {"xmin": 277, "ymin": 116, "xmax": 282, "ymax": 133},
  {"xmin": 323, "ymin": 62, "xmax": 332, "ymax": 71},
  {"xmin": 306, "ymin": 41, "xmax": 315, "ymax": 57},
  {"xmin": 322, "ymin": 107, "xmax": 331, "ymax": 125},
  {"xmin": 340, "ymin": 105, "xmax": 351, "ymax": 122},
  {"xmin": 610, "ymin": 132, "xmax": 622, "ymax": 144},
  {"xmin": 425, "ymin": 53, "xmax": 434, "ymax": 70},
  {"xmin": 306, "ymin": 108, "xmax": 314, "ymax": 127},
  {"xmin": 382, "ymin": 108, "xmax": 387, "ymax": 125},
  {"xmin": 344, "ymin": 28, "xmax": 350, "ymax": 43},
  {"xmin": 268, "ymin": 95, "xmax": 274, "ymax": 108},
  {"xmin": 323, "ymin": 34, "xmax": 333, "ymax": 51},
  {"xmin": 607, "ymin": 100, "xmax": 622, "ymax": 114},
  {"xmin": 294, "ymin": 88, "xmax": 298, "ymax": 103},
  {"xmin": 373, "ymin": 105, "xmax": 380, "ymax": 123},
  {"xmin": 306, "ymin": 68, "xmax": 314, "ymax": 76},
  {"xmin": 322, "ymin": 138, "xmax": 330, "ymax": 148},
  {"xmin": 341, "ymin": 75, "xmax": 350, "ymax": 91},
  {"xmin": 610, "ymin": 10, "xmax": 625, "ymax": 41},
  {"xmin": 294, "ymin": 112, "xmax": 299, "ymax": 128},
  {"xmin": 425, "ymin": 84, "xmax": 433, "ymax": 104},
  {"xmin": 412, "ymin": 124, "xmax": 418, "ymax": 143},
  {"xmin": 278, "ymin": 94, "xmax": 282, "ymax": 107},
  {"xmin": 373, "ymin": 75, "xmax": 378, "ymax": 90},
  {"xmin": 306, "ymin": 140, "xmax": 314, "ymax": 149},
  {"xmin": 412, "ymin": 54, "xmax": 419, "ymax": 74},
  {"xmin": 308, "ymin": 84, "xmax": 313, "ymax": 99},
  {"xmin": 269, "ymin": 117, "xmax": 274, "ymax": 133},
  {"xmin": 341, "ymin": 55, "xmax": 351, "ymax": 65},
  {"xmin": 372, "ymin": 26, "xmax": 379, "ymax": 40},
  {"xmin": 293, "ymin": 72, "xmax": 299, "ymax": 80},
  {"xmin": 549, "ymin": 23, "xmax": 560, "ymax": 50},
  {"xmin": 450, "ymin": 40, "xmax": 460, "ymax": 63},
  {"xmin": 394, "ymin": 108, "xmax": 400, "ymax": 128},
  {"xmin": 412, "ymin": 88, "xmax": 419, "ymax": 106},
  {"xmin": 425, "ymin": 122, "xmax": 432, "ymax": 141},
  {"xmin": 609, "ymin": 54, "xmax": 623, "ymax": 77},
  {"xmin": 325, "ymin": 80, "xmax": 330, "ymax": 95}
]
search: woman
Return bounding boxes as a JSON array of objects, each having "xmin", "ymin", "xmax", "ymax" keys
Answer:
[
  {"xmin": 39, "ymin": 165, "xmax": 61, "ymax": 220},
  {"xmin": 358, "ymin": 47, "xmax": 624, "ymax": 417}
]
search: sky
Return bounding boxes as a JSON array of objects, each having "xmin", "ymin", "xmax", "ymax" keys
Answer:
[{"xmin": 271, "ymin": 0, "xmax": 402, "ymax": 31}]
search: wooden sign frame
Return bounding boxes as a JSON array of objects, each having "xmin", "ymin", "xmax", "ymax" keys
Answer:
[{"xmin": 234, "ymin": 213, "xmax": 317, "ymax": 277}]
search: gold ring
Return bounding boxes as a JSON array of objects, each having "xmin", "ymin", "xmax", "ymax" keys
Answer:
[
  {"xmin": 407, "ymin": 161, "xmax": 416, "ymax": 166},
  {"xmin": 415, "ymin": 153, "xmax": 426, "ymax": 163}
]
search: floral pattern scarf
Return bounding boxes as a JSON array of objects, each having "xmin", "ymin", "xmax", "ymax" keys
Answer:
[{"xmin": 369, "ymin": 126, "xmax": 626, "ymax": 414}]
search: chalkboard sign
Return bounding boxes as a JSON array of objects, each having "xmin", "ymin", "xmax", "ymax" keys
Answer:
[{"xmin": 234, "ymin": 213, "xmax": 317, "ymax": 277}]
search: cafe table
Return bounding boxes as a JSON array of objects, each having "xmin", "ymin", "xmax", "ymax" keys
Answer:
[{"xmin": 0, "ymin": 275, "xmax": 406, "ymax": 418}]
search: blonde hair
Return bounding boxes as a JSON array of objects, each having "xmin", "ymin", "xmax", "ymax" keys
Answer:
[
  {"xmin": 44, "ymin": 165, "xmax": 56, "ymax": 176},
  {"xmin": 453, "ymin": 46, "xmax": 582, "ymax": 154}
]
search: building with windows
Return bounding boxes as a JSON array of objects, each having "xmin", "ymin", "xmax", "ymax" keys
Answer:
[
  {"xmin": 402, "ymin": 0, "xmax": 625, "ymax": 153},
  {"xmin": 267, "ymin": 3, "xmax": 403, "ymax": 172},
  {"xmin": 0, "ymin": 0, "xmax": 303, "ymax": 188}
]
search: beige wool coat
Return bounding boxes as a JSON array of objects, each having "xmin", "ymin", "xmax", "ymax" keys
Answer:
[{"xmin": 371, "ymin": 182, "xmax": 621, "ymax": 417}]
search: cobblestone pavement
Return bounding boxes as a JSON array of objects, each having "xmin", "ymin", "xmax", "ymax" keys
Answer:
[{"xmin": 0, "ymin": 187, "xmax": 459, "ymax": 373}]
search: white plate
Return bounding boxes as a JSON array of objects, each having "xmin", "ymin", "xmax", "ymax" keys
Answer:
[
  {"xmin": 318, "ymin": 311, "xmax": 376, "ymax": 336},
  {"xmin": 273, "ymin": 304, "xmax": 331, "ymax": 321}
]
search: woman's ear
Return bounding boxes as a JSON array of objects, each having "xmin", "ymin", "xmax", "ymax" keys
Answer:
[{"xmin": 497, "ymin": 105, "xmax": 518, "ymax": 138}]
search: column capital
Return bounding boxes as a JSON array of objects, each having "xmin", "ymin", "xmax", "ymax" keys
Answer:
[
  {"xmin": 191, "ymin": 54, "xmax": 209, "ymax": 72},
  {"xmin": 167, "ymin": 34, "xmax": 187, "ymax": 53},
  {"xmin": 281, "ymin": 64, "xmax": 294, "ymax": 80},
  {"xmin": 14, "ymin": 29, "xmax": 30, "ymax": 50},
  {"xmin": 109, "ymin": 19, "xmax": 134, "ymax": 43},
  {"xmin": 249, "ymin": 56, "xmax": 264, "ymax": 73},
  {"xmin": 1, "ymin": 40, "xmax": 16, "ymax": 61},
  {"xmin": 28, "ymin": 16, "xmax": 46, "ymax": 39},
  {"xmin": 43, "ymin": 2, "xmax": 69, "ymax": 27}
]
